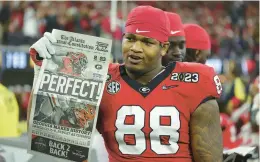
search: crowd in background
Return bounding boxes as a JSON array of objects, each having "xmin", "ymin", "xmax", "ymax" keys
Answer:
[
  {"xmin": 0, "ymin": 1, "xmax": 258, "ymax": 61},
  {"xmin": 0, "ymin": 0, "xmax": 259, "ymax": 154}
]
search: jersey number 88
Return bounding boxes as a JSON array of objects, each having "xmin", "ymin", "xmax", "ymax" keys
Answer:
[{"xmin": 115, "ymin": 106, "xmax": 180, "ymax": 155}]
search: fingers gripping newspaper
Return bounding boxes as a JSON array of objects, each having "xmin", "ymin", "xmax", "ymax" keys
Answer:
[{"xmin": 28, "ymin": 29, "xmax": 112, "ymax": 162}]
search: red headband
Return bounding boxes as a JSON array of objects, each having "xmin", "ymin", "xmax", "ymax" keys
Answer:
[
  {"xmin": 183, "ymin": 24, "xmax": 211, "ymax": 50},
  {"xmin": 165, "ymin": 12, "xmax": 185, "ymax": 37},
  {"xmin": 125, "ymin": 6, "xmax": 170, "ymax": 42}
]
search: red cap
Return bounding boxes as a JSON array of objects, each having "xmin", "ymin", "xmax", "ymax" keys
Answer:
[
  {"xmin": 165, "ymin": 12, "xmax": 185, "ymax": 37},
  {"xmin": 183, "ymin": 24, "xmax": 211, "ymax": 50},
  {"xmin": 125, "ymin": 6, "xmax": 170, "ymax": 42}
]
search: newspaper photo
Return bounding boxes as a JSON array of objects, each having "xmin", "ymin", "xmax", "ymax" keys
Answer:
[{"xmin": 28, "ymin": 29, "xmax": 112, "ymax": 162}]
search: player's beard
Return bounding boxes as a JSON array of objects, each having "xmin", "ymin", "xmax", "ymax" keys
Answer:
[
  {"xmin": 124, "ymin": 60, "xmax": 153, "ymax": 78},
  {"xmin": 184, "ymin": 52, "xmax": 196, "ymax": 62},
  {"xmin": 126, "ymin": 66, "xmax": 146, "ymax": 77},
  {"xmin": 125, "ymin": 62, "xmax": 164, "ymax": 82}
]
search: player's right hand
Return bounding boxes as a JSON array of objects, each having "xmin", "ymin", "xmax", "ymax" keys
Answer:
[{"xmin": 29, "ymin": 32, "xmax": 57, "ymax": 66}]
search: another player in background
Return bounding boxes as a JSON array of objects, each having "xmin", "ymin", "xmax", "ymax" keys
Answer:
[
  {"xmin": 160, "ymin": 13, "xmax": 256, "ymax": 162},
  {"xmin": 28, "ymin": 6, "xmax": 223, "ymax": 162},
  {"xmin": 181, "ymin": 23, "xmax": 244, "ymax": 151},
  {"xmin": 162, "ymin": 12, "xmax": 186, "ymax": 65},
  {"xmin": 183, "ymin": 24, "xmax": 211, "ymax": 64}
]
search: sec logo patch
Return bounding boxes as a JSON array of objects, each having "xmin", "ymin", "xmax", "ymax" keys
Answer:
[{"xmin": 107, "ymin": 81, "xmax": 120, "ymax": 94}]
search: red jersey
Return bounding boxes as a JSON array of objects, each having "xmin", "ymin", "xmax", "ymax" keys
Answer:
[{"xmin": 97, "ymin": 62, "xmax": 222, "ymax": 162}]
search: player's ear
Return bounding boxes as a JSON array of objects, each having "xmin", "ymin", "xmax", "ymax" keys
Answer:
[
  {"xmin": 160, "ymin": 41, "xmax": 170, "ymax": 57},
  {"xmin": 195, "ymin": 50, "xmax": 201, "ymax": 62}
]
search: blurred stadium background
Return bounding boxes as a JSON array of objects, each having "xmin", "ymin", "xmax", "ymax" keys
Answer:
[{"xmin": 0, "ymin": 1, "xmax": 259, "ymax": 162}]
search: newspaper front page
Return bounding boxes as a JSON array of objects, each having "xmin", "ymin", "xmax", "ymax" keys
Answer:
[{"xmin": 28, "ymin": 29, "xmax": 112, "ymax": 162}]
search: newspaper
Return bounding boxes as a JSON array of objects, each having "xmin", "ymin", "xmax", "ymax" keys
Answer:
[{"xmin": 28, "ymin": 29, "xmax": 112, "ymax": 162}]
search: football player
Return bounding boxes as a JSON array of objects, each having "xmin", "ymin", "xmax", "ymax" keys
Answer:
[
  {"xmin": 162, "ymin": 12, "xmax": 186, "ymax": 65},
  {"xmin": 59, "ymin": 52, "xmax": 88, "ymax": 76},
  {"xmin": 181, "ymin": 24, "xmax": 246, "ymax": 151},
  {"xmin": 39, "ymin": 51, "xmax": 88, "ymax": 77},
  {"xmin": 28, "ymin": 6, "xmax": 223, "ymax": 162},
  {"xmin": 171, "ymin": 22, "xmax": 246, "ymax": 159},
  {"xmin": 183, "ymin": 23, "xmax": 211, "ymax": 64},
  {"xmin": 33, "ymin": 93, "xmax": 95, "ymax": 129}
]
